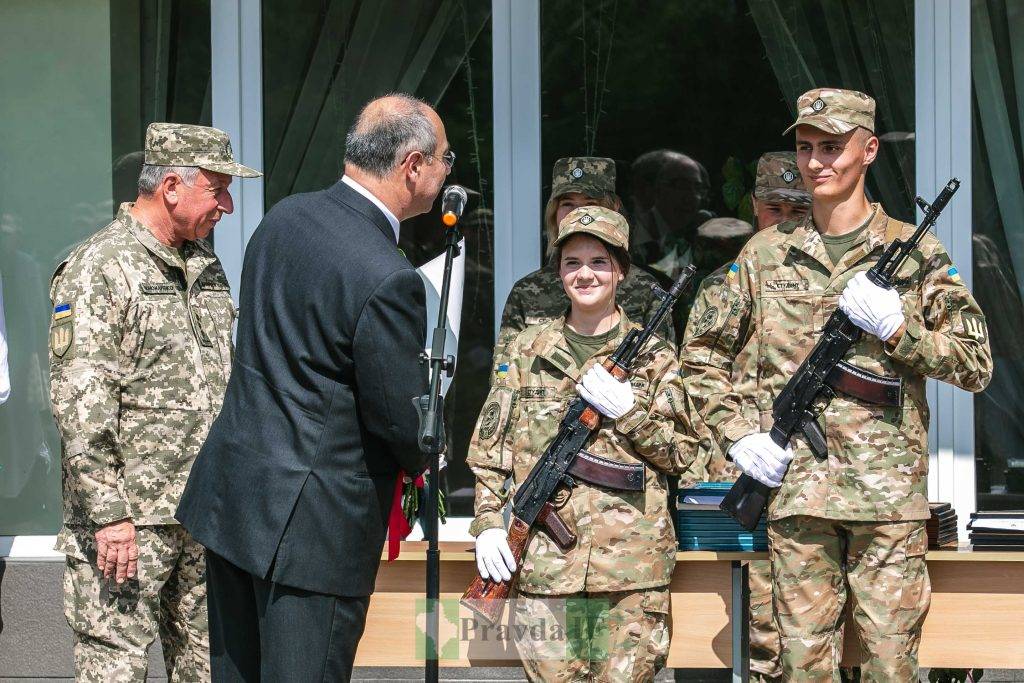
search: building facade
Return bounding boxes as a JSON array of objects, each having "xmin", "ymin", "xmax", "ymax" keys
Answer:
[{"xmin": 0, "ymin": 0, "xmax": 1021, "ymax": 559}]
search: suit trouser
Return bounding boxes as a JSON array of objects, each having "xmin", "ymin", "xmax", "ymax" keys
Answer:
[
  {"xmin": 768, "ymin": 516, "xmax": 931, "ymax": 683},
  {"xmin": 204, "ymin": 549, "xmax": 370, "ymax": 682}
]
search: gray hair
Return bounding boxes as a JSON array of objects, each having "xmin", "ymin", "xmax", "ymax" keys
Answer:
[
  {"xmin": 343, "ymin": 93, "xmax": 437, "ymax": 178},
  {"xmin": 137, "ymin": 164, "xmax": 200, "ymax": 195}
]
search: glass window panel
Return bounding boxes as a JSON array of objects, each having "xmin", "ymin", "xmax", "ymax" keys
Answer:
[
  {"xmin": 261, "ymin": 0, "xmax": 493, "ymax": 516},
  {"xmin": 540, "ymin": 0, "xmax": 914, "ymax": 335},
  {"xmin": 0, "ymin": 0, "xmax": 210, "ymax": 534},
  {"xmin": 971, "ymin": 0, "xmax": 1024, "ymax": 511}
]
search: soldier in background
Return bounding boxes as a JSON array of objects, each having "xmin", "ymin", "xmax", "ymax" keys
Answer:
[
  {"xmin": 680, "ymin": 153, "xmax": 809, "ymax": 682},
  {"xmin": 496, "ymin": 157, "xmax": 674, "ymax": 354},
  {"xmin": 469, "ymin": 207, "xmax": 696, "ymax": 681},
  {"xmin": 48, "ymin": 123, "xmax": 259, "ymax": 681},
  {"xmin": 680, "ymin": 89, "xmax": 991, "ymax": 680}
]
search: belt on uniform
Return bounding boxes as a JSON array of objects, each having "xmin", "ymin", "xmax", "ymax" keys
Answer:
[
  {"xmin": 826, "ymin": 360, "xmax": 902, "ymax": 407},
  {"xmin": 567, "ymin": 450, "xmax": 645, "ymax": 491}
]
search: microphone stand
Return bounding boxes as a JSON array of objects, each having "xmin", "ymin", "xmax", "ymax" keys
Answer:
[{"xmin": 417, "ymin": 215, "xmax": 460, "ymax": 683}]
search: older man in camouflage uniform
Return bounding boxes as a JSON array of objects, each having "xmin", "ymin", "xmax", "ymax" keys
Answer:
[
  {"xmin": 470, "ymin": 207, "xmax": 696, "ymax": 681},
  {"xmin": 497, "ymin": 157, "xmax": 674, "ymax": 352},
  {"xmin": 680, "ymin": 154, "xmax": 809, "ymax": 682},
  {"xmin": 49, "ymin": 123, "xmax": 259, "ymax": 681},
  {"xmin": 681, "ymin": 89, "xmax": 992, "ymax": 681}
]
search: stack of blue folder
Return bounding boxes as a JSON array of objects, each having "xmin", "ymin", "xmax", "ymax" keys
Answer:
[{"xmin": 675, "ymin": 482, "xmax": 768, "ymax": 551}]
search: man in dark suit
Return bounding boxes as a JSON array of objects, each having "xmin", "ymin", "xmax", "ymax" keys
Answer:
[{"xmin": 176, "ymin": 94, "xmax": 451, "ymax": 681}]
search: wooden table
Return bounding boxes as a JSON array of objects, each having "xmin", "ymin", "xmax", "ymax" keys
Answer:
[{"xmin": 354, "ymin": 542, "xmax": 1024, "ymax": 679}]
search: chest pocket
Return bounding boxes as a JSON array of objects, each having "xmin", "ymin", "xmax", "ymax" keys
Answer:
[
  {"xmin": 758, "ymin": 278, "xmax": 818, "ymax": 380},
  {"xmin": 196, "ymin": 288, "xmax": 236, "ymax": 368},
  {"xmin": 135, "ymin": 286, "xmax": 191, "ymax": 362},
  {"xmin": 513, "ymin": 384, "xmax": 570, "ymax": 466}
]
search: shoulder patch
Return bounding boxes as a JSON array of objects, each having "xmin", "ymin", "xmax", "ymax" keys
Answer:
[
  {"xmin": 726, "ymin": 262, "xmax": 740, "ymax": 280},
  {"xmin": 961, "ymin": 312, "xmax": 986, "ymax": 343},
  {"xmin": 478, "ymin": 401, "xmax": 503, "ymax": 441},
  {"xmin": 692, "ymin": 306, "xmax": 719, "ymax": 337},
  {"xmin": 50, "ymin": 303, "xmax": 74, "ymax": 358}
]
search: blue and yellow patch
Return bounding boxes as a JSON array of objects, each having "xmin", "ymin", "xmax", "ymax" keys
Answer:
[
  {"xmin": 495, "ymin": 363, "xmax": 509, "ymax": 380},
  {"xmin": 727, "ymin": 262, "xmax": 740, "ymax": 280},
  {"xmin": 53, "ymin": 303, "xmax": 72, "ymax": 320},
  {"xmin": 948, "ymin": 266, "xmax": 961, "ymax": 283}
]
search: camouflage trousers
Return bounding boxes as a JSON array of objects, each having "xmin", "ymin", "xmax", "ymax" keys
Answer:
[
  {"xmin": 768, "ymin": 516, "xmax": 931, "ymax": 682},
  {"xmin": 513, "ymin": 587, "xmax": 671, "ymax": 682},
  {"xmin": 748, "ymin": 560, "xmax": 782, "ymax": 681},
  {"xmin": 63, "ymin": 524, "xmax": 209, "ymax": 682}
]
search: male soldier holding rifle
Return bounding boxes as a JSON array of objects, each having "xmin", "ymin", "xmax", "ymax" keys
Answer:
[{"xmin": 681, "ymin": 88, "xmax": 992, "ymax": 681}]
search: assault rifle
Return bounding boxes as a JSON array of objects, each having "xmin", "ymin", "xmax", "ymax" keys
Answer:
[
  {"xmin": 461, "ymin": 265, "xmax": 697, "ymax": 625},
  {"xmin": 721, "ymin": 178, "xmax": 961, "ymax": 531}
]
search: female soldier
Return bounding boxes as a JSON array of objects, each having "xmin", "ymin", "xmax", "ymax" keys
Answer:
[
  {"xmin": 496, "ymin": 157, "xmax": 674, "ymax": 351},
  {"xmin": 467, "ymin": 207, "xmax": 696, "ymax": 682}
]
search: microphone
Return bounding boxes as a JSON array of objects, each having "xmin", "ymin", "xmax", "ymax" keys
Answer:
[{"xmin": 441, "ymin": 185, "xmax": 468, "ymax": 227}]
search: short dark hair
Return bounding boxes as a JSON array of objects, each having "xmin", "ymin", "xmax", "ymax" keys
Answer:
[{"xmin": 343, "ymin": 93, "xmax": 437, "ymax": 178}]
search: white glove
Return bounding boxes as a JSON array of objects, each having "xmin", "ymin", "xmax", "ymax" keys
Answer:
[
  {"xmin": 728, "ymin": 433, "xmax": 794, "ymax": 488},
  {"xmin": 576, "ymin": 365, "xmax": 635, "ymax": 419},
  {"xmin": 475, "ymin": 527, "xmax": 516, "ymax": 582},
  {"xmin": 838, "ymin": 271, "xmax": 905, "ymax": 341}
]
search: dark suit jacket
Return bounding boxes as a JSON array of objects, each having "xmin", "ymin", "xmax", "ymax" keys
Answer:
[{"xmin": 177, "ymin": 179, "xmax": 429, "ymax": 597}]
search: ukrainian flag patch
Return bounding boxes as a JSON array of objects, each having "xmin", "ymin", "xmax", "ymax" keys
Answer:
[
  {"xmin": 727, "ymin": 262, "xmax": 740, "ymax": 280},
  {"xmin": 496, "ymin": 363, "xmax": 509, "ymax": 380},
  {"xmin": 53, "ymin": 303, "xmax": 72, "ymax": 320},
  {"xmin": 948, "ymin": 266, "xmax": 961, "ymax": 283}
]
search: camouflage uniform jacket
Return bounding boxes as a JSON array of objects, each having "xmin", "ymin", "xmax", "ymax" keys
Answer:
[
  {"xmin": 679, "ymin": 263, "xmax": 743, "ymax": 485},
  {"xmin": 680, "ymin": 205, "xmax": 992, "ymax": 521},
  {"xmin": 467, "ymin": 311, "xmax": 696, "ymax": 594},
  {"xmin": 496, "ymin": 264, "xmax": 676, "ymax": 352},
  {"xmin": 49, "ymin": 203, "xmax": 235, "ymax": 556}
]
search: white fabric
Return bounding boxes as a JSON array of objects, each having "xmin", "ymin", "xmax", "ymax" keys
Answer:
[
  {"xmin": 728, "ymin": 432, "xmax": 794, "ymax": 488},
  {"xmin": 838, "ymin": 271, "xmax": 905, "ymax": 341},
  {"xmin": 475, "ymin": 527, "xmax": 516, "ymax": 582},
  {"xmin": 577, "ymin": 364, "xmax": 635, "ymax": 419},
  {"xmin": 416, "ymin": 239, "xmax": 465, "ymax": 397},
  {"xmin": 0, "ymin": 278, "xmax": 8, "ymax": 404},
  {"xmin": 341, "ymin": 175, "xmax": 401, "ymax": 242}
]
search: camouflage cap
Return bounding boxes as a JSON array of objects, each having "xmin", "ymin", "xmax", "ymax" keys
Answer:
[
  {"xmin": 550, "ymin": 157, "xmax": 616, "ymax": 199},
  {"xmin": 783, "ymin": 88, "xmax": 875, "ymax": 135},
  {"xmin": 553, "ymin": 206, "xmax": 629, "ymax": 250},
  {"xmin": 753, "ymin": 152, "xmax": 811, "ymax": 205},
  {"xmin": 144, "ymin": 122, "xmax": 261, "ymax": 177}
]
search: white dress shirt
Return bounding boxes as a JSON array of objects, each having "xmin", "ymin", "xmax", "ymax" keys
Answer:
[{"xmin": 341, "ymin": 175, "xmax": 401, "ymax": 243}]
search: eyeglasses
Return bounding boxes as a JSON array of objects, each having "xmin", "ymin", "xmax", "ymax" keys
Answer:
[{"xmin": 426, "ymin": 149, "xmax": 456, "ymax": 169}]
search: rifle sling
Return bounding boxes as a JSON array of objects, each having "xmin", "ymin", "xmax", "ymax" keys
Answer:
[
  {"xmin": 567, "ymin": 450, "xmax": 645, "ymax": 491},
  {"xmin": 826, "ymin": 361, "xmax": 902, "ymax": 407}
]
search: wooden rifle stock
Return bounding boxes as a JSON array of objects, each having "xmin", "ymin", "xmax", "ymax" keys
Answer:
[{"xmin": 461, "ymin": 517, "xmax": 531, "ymax": 625}]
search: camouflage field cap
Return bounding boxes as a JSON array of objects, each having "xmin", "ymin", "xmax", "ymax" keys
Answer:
[
  {"xmin": 753, "ymin": 152, "xmax": 811, "ymax": 205},
  {"xmin": 550, "ymin": 157, "xmax": 616, "ymax": 199},
  {"xmin": 553, "ymin": 206, "xmax": 629, "ymax": 250},
  {"xmin": 144, "ymin": 123, "xmax": 261, "ymax": 177},
  {"xmin": 783, "ymin": 88, "xmax": 876, "ymax": 135}
]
